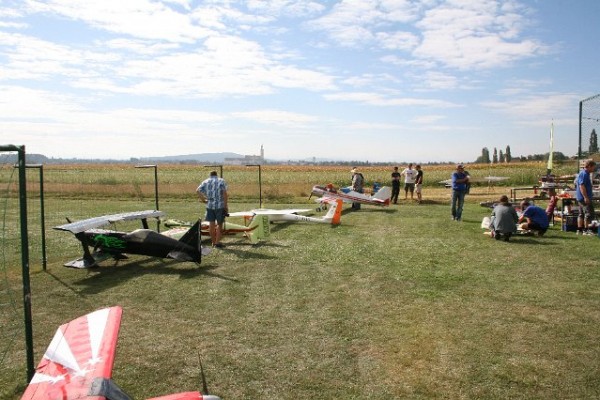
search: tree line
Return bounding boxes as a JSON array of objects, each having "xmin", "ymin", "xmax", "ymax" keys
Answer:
[{"xmin": 477, "ymin": 129, "xmax": 599, "ymax": 164}]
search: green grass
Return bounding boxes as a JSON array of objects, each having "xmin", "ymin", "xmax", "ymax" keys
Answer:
[
  {"xmin": 2, "ymin": 192, "xmax": 600, "ymax": 399},
  {"xmin": 1, "ymin": 162, "xmax": 599, "ymax": 399}
]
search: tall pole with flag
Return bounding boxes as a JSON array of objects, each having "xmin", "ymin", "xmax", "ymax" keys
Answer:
[{"xmin": 546, "ymin": 121, "xmax": 554, "ymax": 175}]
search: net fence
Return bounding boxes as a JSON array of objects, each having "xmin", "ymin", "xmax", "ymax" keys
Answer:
[{"xmin": 579, "ymin": 93, "xmax": 600, "ymax": 166}]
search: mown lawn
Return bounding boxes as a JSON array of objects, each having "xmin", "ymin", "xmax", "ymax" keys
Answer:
[{"xmin": 1, "ymin": 185, "xmax": 599, "ymax": 399}]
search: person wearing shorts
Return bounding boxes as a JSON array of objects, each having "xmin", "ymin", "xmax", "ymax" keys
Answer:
[
  {"xmin": 401, "ymin": 163, "xmax": 417, "ymax": 200},
  {"xmin": 414, "ymin": 164, "xmax": 423, "ymax": 203},
  {"xmin": 575, "ymin": 160, "xmax": 596, "ymax": 235},
  {"xmin": 197, "ymin": 170, "xmax": 228, "ymax": 248}
]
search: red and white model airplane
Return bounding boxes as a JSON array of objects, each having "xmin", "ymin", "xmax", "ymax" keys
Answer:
[
  {"xmin": 310, "ymin": 185, "xmax": 391, "ymax": 208},
  {"xmin": 21, "ymin": 306, "xmax": 221, "ymax": 400}
]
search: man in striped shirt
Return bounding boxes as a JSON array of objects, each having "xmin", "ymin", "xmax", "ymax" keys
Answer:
[{"xmin": 197, "ymin": 171, "xmax": 229, "ymax": 248}]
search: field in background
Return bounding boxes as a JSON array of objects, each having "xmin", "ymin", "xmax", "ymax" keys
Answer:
[
  {"xmin": 1, "ymin": 160, "xmax": 579, "ymax": 203},
  {"xmin": 2, "ymin": 161, "xmax": 598, "ymax": 399}
]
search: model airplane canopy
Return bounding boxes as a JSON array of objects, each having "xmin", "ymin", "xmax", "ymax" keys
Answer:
[
  {"xmin": 21, "ymin": 306, "xmax": 221, "ymax": 400},
  {"xmin": 55, "ymin": 210, "xmax": 165, "ymax": 234}
]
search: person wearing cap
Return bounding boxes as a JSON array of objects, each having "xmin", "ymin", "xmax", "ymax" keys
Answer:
[
  {"xmin": 451, "ymin": 164, "xmax": 469, "ymax": 221},
  {"xmin": 351, "ymin": 167, "xmax": 364, "ymax": 210}
]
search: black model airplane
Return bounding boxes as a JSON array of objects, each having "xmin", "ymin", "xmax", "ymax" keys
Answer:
[{"xmin": 54, "ymin": 210, "xmax": 206, "ymax": 268}]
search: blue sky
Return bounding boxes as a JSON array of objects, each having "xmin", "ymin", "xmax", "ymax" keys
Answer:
[{"xmin": 1, "ymin": 0, "xmax": 598, "ymax": 163}]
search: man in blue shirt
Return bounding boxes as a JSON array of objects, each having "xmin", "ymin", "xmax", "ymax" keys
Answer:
[
  {"xmin": 575, "ymin": 160, "xmax": 596, "ymax": 235},
  {"xmin": 518, "ymin": 199, "xmax": 550, "ymax": 236},
  {"xmin": 197, "ymin": 171, "xmax": 228, "ymax": 248},
  {"xmin": 451, "ymin": 164, "xmax": 469, "ymax": 221}
]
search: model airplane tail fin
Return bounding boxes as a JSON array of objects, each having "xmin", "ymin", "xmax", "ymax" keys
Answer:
[
  {"xmin": 170, "ymin": 220, "xmax": 202, "ymax": 260},
  {"xmin": 324, "ymin": 199, "xmax": 343, "ymax": 225},
  {"xmin": 246, "ymin": 215, "xmax": 270, "ymax": 244},
  {"xmin": 372, "ymin": 186, "xmax": 391, "ymax": 204}
]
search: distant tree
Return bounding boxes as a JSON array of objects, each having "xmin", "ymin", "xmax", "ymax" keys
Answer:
[
  {"xmin": 475, "ymin": 147, "xmax": 490, "ymax": 163},
  {"xmin": 590, "ymin": 129, "xmax": 599, "ymax": 154},
  {"xmin": 505, "ymin": 145, "xmax": 512, "ymax": 162},
  {"xmin": 492, "ymin": 147, "xmax": 498, "ymax": 164},
  {"xmin": 499, "ymin": 150, "xmax": 504, "ymax": 163}
]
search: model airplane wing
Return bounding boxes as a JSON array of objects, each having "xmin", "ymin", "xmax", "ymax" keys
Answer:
[
  {"xmin": 228, "ymin": 208, "xmax": 312, "ymax": 218},
  {"xmin": 439, "ymin": 177, "xmax": 509, "ymax": 186},
  {"xmin": 21, "ymin": 306, "xmax": 123, "ymax": 400},
  {"xmin": 251, "ymin": 208, "xmax": 312, "ymax": 215},
  {"xmin": 21, "ymin": 306, "xmax": 222, "ymax": 400},
  {"xmin": 55, "ymin": 210, "xmax": 165, "ymax": 234}
]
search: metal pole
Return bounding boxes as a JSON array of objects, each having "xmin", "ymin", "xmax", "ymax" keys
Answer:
[
  {"xmin": 246, "ymin": 164, "xmax": 262, "ymax": 208},
  {"xmin": 16, "ymin": 147, "xmax": 35, "ymax": 381},
  {"xmin": 16, "ymin": 164, "xmax": 46, "ymax": 270},
  {"xmin": 135, "ymin": 165, "xmax": 160, "ymax": 232},
  {"xmin": 38, "ymin": 166, "xmax": 46, "ymax": 270},
  {"xmin": 578, "ymin": 100, "xmax": 583, "ymax": 172}
]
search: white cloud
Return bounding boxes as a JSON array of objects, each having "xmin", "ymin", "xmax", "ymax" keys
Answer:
[
  {"xmin": 481, "ymin": 93, "xmax": 581, "ymax": 121},
  {"xmin": 232, "ymin": 109, "xmax": 319, "ymax": 126},
  {"xmin": 324, "ymin": 91, "xmax": 458, "ymax": 108},
  {"xmin": 413, "ymin": 0, "xmax": 548, "ymax": 70},
  {"xmin": 25, "ymin": 0, "xmax": 211, "ymax": 43}
]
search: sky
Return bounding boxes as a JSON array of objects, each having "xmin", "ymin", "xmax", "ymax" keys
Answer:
[{"xmin": 1, "ymin": 0, "xmax": 599, "ymax": 163}]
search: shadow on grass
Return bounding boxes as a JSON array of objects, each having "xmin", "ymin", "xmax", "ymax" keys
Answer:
[
  {"xmin": 268, "ymin": 221, "xmax": 295, "ymax": 232},
  {"xmin": 70, "ymin": 258, "xmax": 236, "ymax": 294},
  {"xmin": 217, "ymin": 247, "xmax": 280, "ymax": 260},
  {"xmin": 341, "ymin": 207, "xmax": 397, "ymax": 215}
]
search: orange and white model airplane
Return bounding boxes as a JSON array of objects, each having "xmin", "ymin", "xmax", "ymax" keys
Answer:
[
  {"xmin": 21, "ymin": 306, "xmax": 221, "ymax": 400},
  {"xmin": 229, "ymin": 198, "xmax": 343, "ymax": 225},
  {"xmin": 310, "ymin": 185, "xmax": 391, "ymax": 208}
]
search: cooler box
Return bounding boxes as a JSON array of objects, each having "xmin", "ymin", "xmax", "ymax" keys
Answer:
[{"xmin": 562, "ymin": 214, "xmax": 578, "ymax": 232}]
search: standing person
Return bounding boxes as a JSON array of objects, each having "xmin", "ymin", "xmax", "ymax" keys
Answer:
[
  {"xmin": 351, "ymin": 167, "xmax": 364, "ymax": 210},
  {"xmin": 575, "ymin": 160, "xmax": 596, "ymax": 235},
  {"xmin": 196, "ymin": 170, "xmax": 228, "ymax": 248},
  {"xmin": 518, "ymin": 199, "xmax": 549, "ymax": 236},
  {"xmin": 451, "ymin": 164, "xmax": 469, "ymax": 221},
  {"xmin": 414, "ymin": 164, "xmax": 423, "ymax": 204},
  {"xmin": 391, "ymin": 166, "xmax": 401, "ymax": 204},
  {"xmin": 401, "ymin": 163, "xmax": 417, "ymax": 200},
  {"xmin": 490, "ymin": 195, "xmax": 518, "ymax": 241}
]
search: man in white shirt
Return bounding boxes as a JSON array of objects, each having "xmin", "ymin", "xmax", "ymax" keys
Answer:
[{"xmin": 401, "ymin": 163, "xmax": 417, "ymax": 200}]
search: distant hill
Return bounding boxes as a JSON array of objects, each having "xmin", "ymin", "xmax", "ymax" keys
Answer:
[
  {"xmin": 137, "ymin": 152, "xmax": 244, "ymax": 163},
  {"xmin": 0, "ymin": 152, "xmax": 247, "ymax": 164}
]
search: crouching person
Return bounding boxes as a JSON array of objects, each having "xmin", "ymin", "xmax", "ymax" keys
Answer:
[
  {"xmin": 519, "ymin": 199, "xmax": 549, "ymax": 236},
  {"xmin": 490, "ymin": 195, "xmax": 518, "ymax": 241}
]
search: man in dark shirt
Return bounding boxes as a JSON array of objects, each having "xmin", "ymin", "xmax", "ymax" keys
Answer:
[{"xmin": 391, "ymin": 166, "xmax": 400, "ymax": 204}]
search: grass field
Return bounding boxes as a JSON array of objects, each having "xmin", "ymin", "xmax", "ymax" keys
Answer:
[{"xmin": 1, "ymin": 162, "xmax": 599, "ymax": 399}]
